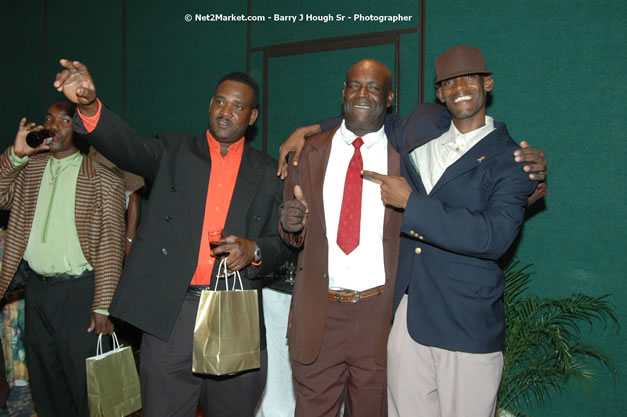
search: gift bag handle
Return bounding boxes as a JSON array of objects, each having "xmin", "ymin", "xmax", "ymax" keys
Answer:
[
  {"xmin": 214, "ymin": 257, "xmax": 244, "ymax": 291},
  {"xmin": 96, "ymin": 332, "xmax": 120, "ymax": 356}
]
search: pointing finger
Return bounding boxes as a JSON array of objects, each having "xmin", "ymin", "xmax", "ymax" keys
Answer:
[{"xmin": 362, "ymin": 170, "xmax": 385, "ymax": 185}]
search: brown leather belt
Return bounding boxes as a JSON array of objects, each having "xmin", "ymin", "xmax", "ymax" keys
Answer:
[{"xmin": 328, "ymin": 285, "xmax": 385, "ymax": 303}]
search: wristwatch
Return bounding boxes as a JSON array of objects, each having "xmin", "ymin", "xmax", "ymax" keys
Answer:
[{"xmin": 253, "ymin": 245, "xmax": 262, "ymax": 262}]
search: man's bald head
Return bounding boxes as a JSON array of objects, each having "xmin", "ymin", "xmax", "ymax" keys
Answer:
[{"xmin": 342, "ymin": 59, "xmax": 394, "ymax": 137}]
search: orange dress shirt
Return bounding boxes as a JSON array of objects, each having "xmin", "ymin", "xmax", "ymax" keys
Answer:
[{"xmin": 190, "ymin": 132, "xmax": 244, "ymax": 285}]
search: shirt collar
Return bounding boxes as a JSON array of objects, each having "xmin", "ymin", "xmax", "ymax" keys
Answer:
[
  {"xmin": 50, "ymin": 150, "xmax": 82, "ymax": 168},
  {"xmin": 446, "ymin": 115, "xmax": 494, "ymax": 144},
  {"xmin": 339, "ymin": 120, "xmax": 386, "ymax": 149},
  {"xmin": 206, "ymin": 130, "xmax": 245, "ymax": 156}
]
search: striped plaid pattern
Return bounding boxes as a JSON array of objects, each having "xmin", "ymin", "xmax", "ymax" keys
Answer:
[{"xmin": 0, "ymin": 148, "xmax": 125, "ymax": 310}]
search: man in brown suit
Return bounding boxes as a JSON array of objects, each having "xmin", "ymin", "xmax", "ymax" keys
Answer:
[
  {"xmin": 0, "ymin": 101, "xmax": 126, "ymax": 417},
  {"xmin": 279, "ymin": 59, "xmax": 401, "ymax": 417}
]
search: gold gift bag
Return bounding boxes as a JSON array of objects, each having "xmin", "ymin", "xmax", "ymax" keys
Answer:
[
  {"xmin": 192, "ymin": 258, "xmax": 260, "ymax": 375},
  {"xmin": 86, "ymin": 333, "xmax": 142, "ymax": 417}
]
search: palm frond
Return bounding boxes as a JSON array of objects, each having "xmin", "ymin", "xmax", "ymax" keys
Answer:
[{"xmin": 497, "ymin": 260, "xmax": 619, "ymax": 415}]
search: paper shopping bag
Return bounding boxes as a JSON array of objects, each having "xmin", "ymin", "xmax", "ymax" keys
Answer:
[
  {"xmin": 192, "ymin": 258, "xmax": 260, "ymax": 375},
  {"xmin": 86, "ymin": 333, "xmax": 142, "ymax": 417}
]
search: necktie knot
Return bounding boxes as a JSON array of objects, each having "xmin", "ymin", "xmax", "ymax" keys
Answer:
[{"xmin": 352, "ymin": 137, "xmax": 364, "ymax": 150}]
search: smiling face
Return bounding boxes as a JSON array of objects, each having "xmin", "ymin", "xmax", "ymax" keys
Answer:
[
  {"xmin": 342, "ymin": 60, "xmax": 394, "ymax": 137},
  {"xmin": 208, "ymin": 80, "xmax": 258, "ymax": 148},
  {"xmin": 436, "ymin": 73, "xmax": 494, "ymax": 133},
  {"xmin": 44, "ymin": 102, "xmax": 78, "ymax": 159}
]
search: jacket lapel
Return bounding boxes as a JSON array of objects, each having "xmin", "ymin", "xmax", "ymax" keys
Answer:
[
  {"xmin": 402, "ymin": 151, "xmax": 428, "ymax": 196},
  {"xmin": 185, "ymin": 134, "xmax": 212, "ymax": 257},
  {"xmin": 224, "ymin": 144, "xmax": 262, "ymax": 237},
  {"xmin": 383, "ymin": 144, "xmax": 402, "ymax": 281},
  {"xmin": 429, "ymin": 125, "xmax": 509, "ymax": 196},
  {"xmin": 306, "ymin": 128, "xmax": 336, "ymax": 237}
]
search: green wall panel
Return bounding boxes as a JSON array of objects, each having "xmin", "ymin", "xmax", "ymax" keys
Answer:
[
  {"xmin": 398, "ymin": 31, "xmax": 420, "ymax": 113},
  {"xmin": 43, "ymin": 1, "xmax": 124, "ymax": 115},
  {"xmin": 251, "ymin": 0, "xmax": 419, "ymax": 47},
  {"xmin": 124, "ymin": 0, "xmax": 248, "ymax": 137},
  {"xmin": 1, "ymin": 0, "xmax": 45, "ymax": 151},
  {"xmin": 264, "ymin": 45, "xmax": 396, "ymax": 159},
  {"xmin": 0, "ymin": 1, "xmax": 123, "ymax": 151}
]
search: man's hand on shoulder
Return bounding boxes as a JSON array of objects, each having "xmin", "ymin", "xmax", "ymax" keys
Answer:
[
  {"xmin": 277, "ymin": 124, "xmax": 321, "ymax": 179},
  {"xmin": 513, "ymin": 141, "xmax": 548, "ymax": 206},
  {"xmin": 514, "ymin": 141, "xmax": 547, "ymax": 181}
]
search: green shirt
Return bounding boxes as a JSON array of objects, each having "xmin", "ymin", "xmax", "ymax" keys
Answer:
[{"xmin": 11, "ymin": 148, "xmax": 93, "ymax": 276}]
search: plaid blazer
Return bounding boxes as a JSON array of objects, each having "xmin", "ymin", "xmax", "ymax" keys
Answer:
[{"xmin": 0, "ymin": 148, "xmax": 125, "ymax": 310}]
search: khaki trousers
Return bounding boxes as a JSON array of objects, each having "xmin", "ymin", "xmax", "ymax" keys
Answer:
[{"xmin": 387, "ymin": 295, "xmax": 503, "ymax": 417}]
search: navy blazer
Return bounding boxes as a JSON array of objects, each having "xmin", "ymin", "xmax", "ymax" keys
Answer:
[
  {"xmin": 74, "ymin": 106, "xmax": 291, "ymax": 346},
  {"xmin": 386, "ymin": 103, "xmax": 537, "ymax": 353}
]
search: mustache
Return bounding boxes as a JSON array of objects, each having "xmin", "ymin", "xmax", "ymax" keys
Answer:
[{"xmin": 215, "ymin": 116, "xmax": 233, "ymax": 126}]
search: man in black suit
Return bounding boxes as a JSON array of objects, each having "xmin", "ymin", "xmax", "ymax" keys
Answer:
[{"xmin": 54, "ymin": 59, "xmax": 291, "ymax": 417}]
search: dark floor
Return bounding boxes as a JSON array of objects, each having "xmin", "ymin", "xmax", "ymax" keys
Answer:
[
  {"xmin": 3, "ymin": 384, "xmax": 148, "ymax": 417},
  {"xmin": 5, "ymin": 385, "xmax": 36, "ymax": 417}
]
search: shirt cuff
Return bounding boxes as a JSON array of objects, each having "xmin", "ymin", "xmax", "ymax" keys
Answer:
[
  {"xmin": 9, "ymin": 147, "xmax": 29, "ymax": 166},
  {"xmin": 77, "ymin": 99, "xmax": 103, "ymax": 133},
  {"xmin": 93, "ymin": 308, "xmax": 110, "ymax": 316}
]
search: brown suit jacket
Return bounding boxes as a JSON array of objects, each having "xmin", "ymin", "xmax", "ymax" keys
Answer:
[
  {"xmin": 279, "ymin": 125, "xmax": 402, "ymax": 366},
  {"xmin": 0, "ymin": 148, "xmax": 126, "ymax": 310}
]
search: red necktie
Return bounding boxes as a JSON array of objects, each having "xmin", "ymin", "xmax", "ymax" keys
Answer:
[{"xmin": 337, "ymin": 137, "xmax": 364, "ymax": 255}]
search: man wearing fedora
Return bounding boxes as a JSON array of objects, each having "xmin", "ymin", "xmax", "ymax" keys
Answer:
[{"xmin": 357, "ymin": 45, "xmax": 538, "ymax": 417}]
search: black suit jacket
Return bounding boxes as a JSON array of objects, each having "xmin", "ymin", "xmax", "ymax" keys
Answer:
[{"xmin": 74, "ymin": 106, "xmax": 290, "ymax": 347}]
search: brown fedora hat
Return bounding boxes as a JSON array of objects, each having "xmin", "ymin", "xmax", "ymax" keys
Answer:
[{"xmin": 435, "ymin": 45, "xmax": 492, "ymax": 85}]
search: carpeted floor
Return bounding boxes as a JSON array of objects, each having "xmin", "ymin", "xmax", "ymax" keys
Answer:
[
  {"xmin": 3, "ymin": 385, "xmax": 145, "ymax": 416},
  {"xmin": 5, "ymin": 385, "xmax": 36, "ymax": 417}
]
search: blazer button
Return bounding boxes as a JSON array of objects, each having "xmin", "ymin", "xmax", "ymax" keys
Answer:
[
  {"xmin": 165, "ymin": 216, "xmax": 173, "ymax": 222},
  {"xmin": 418, "ymin": 235, "xmax": 424, "ymax": 240},
  {"xmin": 253, "ymin": 215, "xmax": 261, "ymax": 221},
  {"xmin": 170, "ymin": 185, "xmax": 176, "ymax": 192},
  {"xmin": 162, "ymin": 248, "xmax": 168, "ymax": 255},
  {"xmin": 414, "ymin": 247, "xmax": 422, "ymax": 255},
  {"xmin": 409, "ymin": 230, "xmax": 416, "ymax": 236}
]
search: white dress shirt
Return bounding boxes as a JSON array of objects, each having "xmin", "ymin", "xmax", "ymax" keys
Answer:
[
  {"xmin": 323, "ymin": 121, "xmax": 388, "ymax": 291},
  {"xmin": 411, "ymin": 116, "xmax": 495, "ymax": 194}
]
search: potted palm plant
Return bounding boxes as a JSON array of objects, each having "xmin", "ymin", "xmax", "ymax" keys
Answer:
[{"xmin": 497, "ymin": 260, "xmax": 619, "ymax": 416}]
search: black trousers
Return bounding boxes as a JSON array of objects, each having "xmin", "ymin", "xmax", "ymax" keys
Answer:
[
  {"xmin": 23, "ymin": 264, "xmax": 102, "ymax": 417},
  {"xmin": 140, "ymin": 295, "xmax": 267, "ymax": 417}
]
